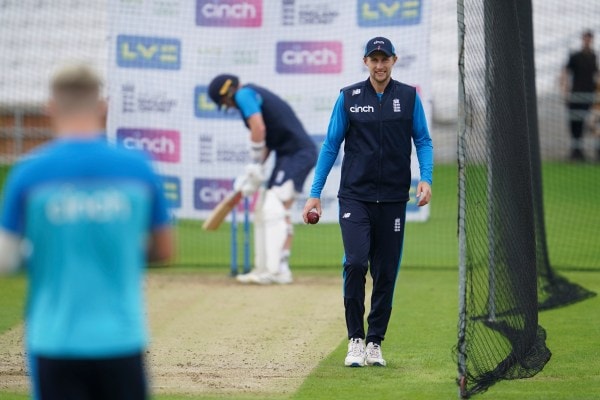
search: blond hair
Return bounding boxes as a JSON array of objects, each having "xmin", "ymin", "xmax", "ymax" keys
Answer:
[{"xmin": 50, "ymin": 63, "xmax": 102, "ymax": 113}]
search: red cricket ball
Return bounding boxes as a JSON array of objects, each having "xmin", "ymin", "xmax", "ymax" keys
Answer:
[{"xmin": 307, "ymin": 210, "xmax": 320, "ymax": 225}]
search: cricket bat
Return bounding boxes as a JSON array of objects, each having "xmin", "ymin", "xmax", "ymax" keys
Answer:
[{"xmin": 202, "ymin": 190, "xmax": 243, "ymax": 231}]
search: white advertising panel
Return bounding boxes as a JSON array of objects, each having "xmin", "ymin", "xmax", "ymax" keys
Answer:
[{"xmin": 107, "ymin": 0, "xmax": 432, "ymax": 222}]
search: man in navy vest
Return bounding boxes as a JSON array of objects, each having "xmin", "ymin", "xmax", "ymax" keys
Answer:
[
  {"xmin": 303, "ymin": 37, "xmax": 433, "ymax": 367},
  {"xmin": 208, "ymin": 75, "xmax": 317, "ymax": 284}
]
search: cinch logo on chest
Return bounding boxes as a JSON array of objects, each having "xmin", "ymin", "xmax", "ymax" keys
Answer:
[{"xmin": 349, "ymin": 104, "xmax": 374, "ymax": 113}]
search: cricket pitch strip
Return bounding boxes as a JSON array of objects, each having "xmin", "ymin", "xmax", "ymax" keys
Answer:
[{"xmin": 0, "ymin": 272, "xmax": 345, "ymax": 397}]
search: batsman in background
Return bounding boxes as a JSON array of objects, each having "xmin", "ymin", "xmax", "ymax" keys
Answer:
[
  {"xmin": 0, "ymin": 63, "xmax": 173, "ymax": 399},
  {"xmin": 303, "ymin": 37, "xmax": 433, "ymax": 367},
  {"xmin": 208, "ymin": 74, "xmax": 317, "ymax": 284}
]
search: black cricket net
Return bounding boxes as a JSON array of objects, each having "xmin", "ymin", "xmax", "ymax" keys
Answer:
[{"xmin": 456, "ymin": 0, "xmax": 555, "ymax": 397}]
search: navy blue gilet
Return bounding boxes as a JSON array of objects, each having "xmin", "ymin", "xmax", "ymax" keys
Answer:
[
  {"xmin": 238, "ymin": 84, "xmax": 315, "ymax": 156},
  {"xmin": 340, "ymin": 78, "xmax": 416, "ymax": 202}
]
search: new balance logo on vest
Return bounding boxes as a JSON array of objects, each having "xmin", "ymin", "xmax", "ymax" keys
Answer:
[{"xmin": 349, "ymin": 104, "xmax": 374, "ymax": 113}]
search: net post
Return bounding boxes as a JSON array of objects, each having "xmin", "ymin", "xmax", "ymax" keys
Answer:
[
  {"xmin": 484, "ymin": 3, "xmax": 497, "ymax": 323},
  {"xmin": 457, "ymin": 0, "xmax": 468, "ymax": 397}
]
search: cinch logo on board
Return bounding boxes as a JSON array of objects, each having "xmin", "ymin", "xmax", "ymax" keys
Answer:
[
  {"xmin": 117, "ymin": 128, "xmax": 180, "ymax": 163},
  {"xmin": 357, "ymin": 0, "xmax": 422, "ymax": 27},
  {"xmin": 196, "ymin": 0, "xmax": 262, "ymax": 27},
  {"xmin": 349, "ymin": 104, "xmax": 374, "ymax": 113},
  {"xmin": 116, "ymin": 35, "xmax": 181, "ymax": 70},
  {"xmin": 276, "ymin": 41, "xmax": 342, "ymax": 74},
  {"xmin": 193, "ymin": 178, "xmax": 233, "ymax": 210},
  {"xmin": 194, "ymin": 85, "xmax": 241, "ymax": 119}
]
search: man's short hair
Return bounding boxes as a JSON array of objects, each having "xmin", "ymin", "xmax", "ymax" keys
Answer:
[
  {"xmin": 50, "ymin": 63, "xmax": 102, "ymax": 112},
  {"xmin": 583, "ymin": 30, "xmax": 594, "ymax": 39}
]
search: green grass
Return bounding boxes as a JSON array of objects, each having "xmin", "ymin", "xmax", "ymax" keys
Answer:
[
  {"xmin": 175, "ymin": 164, "xmax": 459, "ymax": 270},
  {"xmin": 1, "ymin": 269, "xmax": 598, "ymax": 399},
  {"xmin": 163, "ymin": 162, "xmax": 600, "ymax": 271},
  {"xmin": 0, "ymin": 275, "xmax": 26, "ymax": 332},
  {"xmin": 293, "ymin": 268, "xmax": 459, "ymax": 400},
  {"xmin": 542, "ymin": 163, "xmax": 600, "ymax": 270},
  {"xmin": 2, "ymin": 163, "xmax": 598, "ymax": 271},
  {"xmin": 291, "ymin": 269, "xmax": 600, "ymax": 400},
  {"xmin": 1, "ymin": 162, "xmax": 599, "ymax": 399},
  {"xmin": 1, "ymin": 270, "xmax": 596, "ymax": 400}
]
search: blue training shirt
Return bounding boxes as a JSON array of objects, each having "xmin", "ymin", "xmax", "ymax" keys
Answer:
[
  {"xmin": 234, "ymin": 86, "xmax": 263, "ymax": 119},
  {"xmin": 310, "ymin": 91, "xmax": 433, "ymax": 199},
  {"xmin": 0, "ymin": 136, "xmax": 170, "ymax": 358}
]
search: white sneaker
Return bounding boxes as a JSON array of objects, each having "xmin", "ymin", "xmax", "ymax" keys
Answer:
[
  {"xmin": 344, "ymin": 338, "xmax": 366, "ymax": 367},
  {"xmin": 255, "ymin": 271, "xmax": 293, "ymax": 285},
  {"xmin": 236, "ymin": 271, "xmax": 263, "ymax": 284},
  {"xmin": 365, "ymin": 342, "xmax": 386, "ymax": 367},
  {"xmin": 236, "ymin": 271, "xmax": 293, "ymax": 285},
  {"xmin": 271, "ymin": 271, "xmax": 293, "ymax": 284}
]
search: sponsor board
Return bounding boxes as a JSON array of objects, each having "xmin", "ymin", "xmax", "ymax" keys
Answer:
[
  {"xmin": 118, "ymin": 0, "xmax": 182, "ymax": 17},
  {"xmin": 193, "ymin": 178, "xmax": 233, "ymax": 210},
  {"xmin": 121, "ymin": 83, "xmax": 177, "ymax": 114},
  {"xmin": 196, "ymin": 0, "xmax": 262, "ymax": 27},
  {"xmin": 282, "ymin": 94, "xmax": 336, "ymax": 113},
  {"xmin": 357, "ymin": 0, "xmax": 422, "ymax": 27},
  {"xmin": 116, "ymin": 128, "xmax": 181, "ymax": 163},
  {"xmin": 160, "ymin": 175, "xmax": 182, "ymax": 208},
  {"xmin": 116, "ymin": 35, "xmax": 181, "ymax": 70},
  {"xmin": 276, "ymin": 41, "xmax": 342, "ymax": 74},
  {"xmin": 107, "ymin": 0, "xmax": 431, "ymax": 222},
  {"xmin": 360, "ymin": 44, "xmax": 417, "ymax": 71},
  {"xmin": 196, "ymin": 46, "xmax": 260, "ymax": 66},
  {"xmin": 407, "ymin": 178, "xmax": 423, "ymax": 214},
  {"xmin": 193, "ymin": 178, "xmax": 260, "ymax": 212},
  {"xmin": 281, "ymin": 0, "xmax": 340, "ymax": 25},
  {"xmin": 198, "ymin": 135, "xmax": 249, "ymax": 164},
  {"xmin": 198, "ymin": 135, "xmax": 214, "ymax": 163},
  {"xmin": 311, "ymin": 134, "xmax": 342, "ymax": 166}
]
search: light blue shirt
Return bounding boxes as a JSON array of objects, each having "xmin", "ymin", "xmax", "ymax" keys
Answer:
[
  {"xmin": 0, "ymin": 137, "xmax": 170, "ymax": 357},
  {"xmin": 234, "ymin": 86, "xmax": 263, "ymax": 118}
]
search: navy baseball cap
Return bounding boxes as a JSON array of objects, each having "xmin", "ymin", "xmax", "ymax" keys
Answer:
[
  {"xmin": 364, "ymin": 37, "xmax": 396, "ymax": 57},
  {"xmin": 208, "ymin": 74, "xmax": 239, "ymax": 106}
]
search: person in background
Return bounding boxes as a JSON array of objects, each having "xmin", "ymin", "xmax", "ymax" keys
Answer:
[
  {"xmin": 560, "ymin": 29, "xmax": 598, "ymax": 161},
  {"xmin": 302, "ymin": 37, "xmax": 433, "ymax": 367},
  {"xmin": 208, "ymin": 74, "xmax": 317, "ymax": 285},
  {"xmin": 0, "ymin": 63, "xmax": 173, "ymax": 400}
]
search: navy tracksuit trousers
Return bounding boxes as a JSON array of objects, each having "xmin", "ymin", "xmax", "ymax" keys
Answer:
[{"xmin": 339, "ymin": 197, "xmax": 407, "ymax": 345}]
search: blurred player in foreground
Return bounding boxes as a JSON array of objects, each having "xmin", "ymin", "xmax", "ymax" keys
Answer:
[
  {"xmin": 303, "ymin": 37, "xmax": 433, "ymax": 367},
  {"xmin": 0, "ymin": 63, "xmax": 173, "ymax": 399},
  {"xmin": 209, "ymin": 74, "xmax": 317, "ymax": 284}
]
